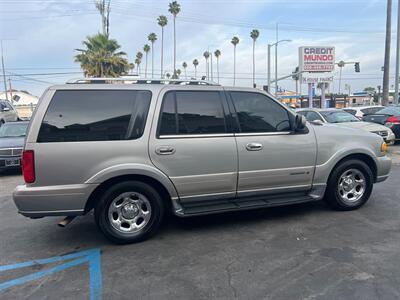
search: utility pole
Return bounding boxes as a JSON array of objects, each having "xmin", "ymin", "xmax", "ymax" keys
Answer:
[
  {"xmin": 275, "ymin": 23, "xmax": 279, "ymax": 97},
  {"xmin": 383, "ymin": 0, "xmax": 392, "ymax": 106},
  {"xmin": 395, "ymin": 0, "xmax": 400, "ymax": 104},
  {"xmin": 1, "ymin": 40, "xmax": 8, "ymax": 101},
  {"xmin": 267, "ymin": 44, "xmax": 271, "ymax": 92},
  {"xmin": 338, "ymin": 60, "xmax": 345, "ymax": 94}
]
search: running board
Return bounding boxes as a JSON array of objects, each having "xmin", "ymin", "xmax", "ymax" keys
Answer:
[{"xmin": 180, "ymin": 192, "xmax": 317, "ymax": 216}]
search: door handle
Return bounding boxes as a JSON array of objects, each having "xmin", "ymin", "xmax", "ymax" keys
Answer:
[
  {"xmin": 156, "ymin": 146, "xmax": 175, "ymax": 155},
  {"xmin": 246, "ymin": 142, "xmax": 263, "ymax": 151}
]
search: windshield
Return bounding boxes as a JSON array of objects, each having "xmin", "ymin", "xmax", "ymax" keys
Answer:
[
  {"xmin": 0, "ymin": 122, "xmax": 28, "ymax": 138},
  {"xmin": 320, "ymin": 111, "xmax": 360, "ymax": 123}
]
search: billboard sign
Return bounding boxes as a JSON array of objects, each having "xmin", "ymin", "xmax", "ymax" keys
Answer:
[{"xmin": 299, "ymin": 46, "xmax": 335, "ymax": 72}]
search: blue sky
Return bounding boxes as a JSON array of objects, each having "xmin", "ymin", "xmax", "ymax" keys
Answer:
[{"xmin": 0, "ymin": 0, "xmax": 398, "ymax": 96}]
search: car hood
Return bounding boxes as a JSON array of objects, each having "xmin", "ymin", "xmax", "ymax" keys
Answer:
[
  {"xmin": 334, "ymin": 121, "xmax": 390, "ymax": 132},
  {"xmin": 0, "ymin": 137, "xmax": 25, "ymax": 149}
]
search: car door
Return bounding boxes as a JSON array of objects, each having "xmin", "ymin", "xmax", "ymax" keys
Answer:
[
  {"xmin": 4, "ymin": 101, "xmax": 16, "ymax": 121},
  {"xmin": 149, "ymin": 87, "xmax": 238, "ymax": 203},
  {"xmin": 228, "ymin": 90, "xmax": 317, "ymax": 197}
]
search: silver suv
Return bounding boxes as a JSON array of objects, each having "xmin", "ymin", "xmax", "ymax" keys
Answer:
[
  {"xmin": 0, "ymin": 100, "xmax": 18, "ymax": 125},
  {"xmin": 13, "ymin": 79, "xmax": 392, "ymax": 244}
]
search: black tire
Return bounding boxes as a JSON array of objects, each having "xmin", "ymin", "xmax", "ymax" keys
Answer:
[
  {"xmin": 325, "ymin": 159, "xmax": 373, "ymax": 211},
  {"xmin": 94, "ymin": 181, "xmax": 165, "ymax": 244}
]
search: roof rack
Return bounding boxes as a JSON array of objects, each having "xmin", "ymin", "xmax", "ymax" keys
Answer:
[{"xmin": 66, "ymin": 77, "xmax": 220, "ymax": 86}]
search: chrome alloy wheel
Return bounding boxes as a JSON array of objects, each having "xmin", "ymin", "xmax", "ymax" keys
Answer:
[
  {"xmin": 108, "ymin": 192, "xmax": 152, "ymax": 234},
  {"xmin": 337, "ymin": 169, "xmax": 366, "ymax": 203}
]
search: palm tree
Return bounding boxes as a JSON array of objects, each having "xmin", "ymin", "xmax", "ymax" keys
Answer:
[
  {"xmin": 250, "ymin": 29, "xmax": 260, "ymax": 87},
  {"xmin": 157, "ymin": 15, "xmax": 168, "ymax": 78},
  {"xmin": 166, "ymin": 72, "xmax": 171, "ymax": 79},
  {"xmin": 148, "ymin": 33, "xmax": 157, "ymax": 78},
  {"xmin": 176, "ymin": 68, "xmax": 181, "ymax": 78},
  {"xmin": 168, "ymin": 1, "xmax": 181, "ymax": 78},
  {"xmin": 143, "ymin": 44, "xmax": 150, "ymax": 78},
  {"xmin": 135, "ymin": 51, "xmax": 143, "ymax": 76},
  {"xmin": 231, "ymin": 36, "xmax": 239, "ymax": 86},
  {"xmin": 193, "ymin": 59, "xmax": 199, "ymax": 79},
  {"xmin": 214, "ymin": 50, "xmax": 221, "ymax": 83},
  {"xmin": 203, "ymin": 51, "xmax": 210, "ymax": 79},
  {"xmin": 75, "ymin": 33, "xmax": 132, "ymax": 77},
  {"xmin": 182, "ymin": 62, "xmax": 188, "ymax": 79}
]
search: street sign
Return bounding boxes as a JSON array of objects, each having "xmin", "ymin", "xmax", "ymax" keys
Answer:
[
  {"xmin": 299, "ymin": 46, "xmax": 335, "ymax": 72},
  {"xmin": 300, "ymin": 72, "xmax": 334, "ymax": 84}
]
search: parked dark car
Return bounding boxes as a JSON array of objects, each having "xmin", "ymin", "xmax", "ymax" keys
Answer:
[
  {"xmin": 0, "ymin": 121, "xmax": 29, "ymax": 171},
  {"xmin": 363, "ymin": 106, "xmax": 400, "ymax": 141}
]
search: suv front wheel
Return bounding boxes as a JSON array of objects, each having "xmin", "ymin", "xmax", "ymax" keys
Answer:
[
  {"xmin": 95, "ymin": 181, "xmax": 165, "ymax": 244},
  {"xmin": 325, "ymin": 159, "xmax": 373, "ymax": 210}
]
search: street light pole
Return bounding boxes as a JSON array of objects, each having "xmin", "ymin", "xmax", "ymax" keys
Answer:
[{"xmin": 1, "ymin": 40, "xmax": 8, "ymax": 101}]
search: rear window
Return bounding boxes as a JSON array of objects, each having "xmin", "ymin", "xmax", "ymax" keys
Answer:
[
  {"xmin": 38, "ymin": 90, "xmax": 151, "ymax": 142},
  {"xmin": 361, "ymin": 107, "xmax": 384, "ymax": 115}
]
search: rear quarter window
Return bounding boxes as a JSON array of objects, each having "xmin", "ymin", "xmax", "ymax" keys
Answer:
[{"xmin": 37, "ymin": 90, "xmax": 151, "ymax": 142}]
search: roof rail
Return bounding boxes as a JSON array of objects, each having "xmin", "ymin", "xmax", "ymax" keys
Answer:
[{"xmin": 66, "ymin": 77, "xmax": 220, "ymax": 86}]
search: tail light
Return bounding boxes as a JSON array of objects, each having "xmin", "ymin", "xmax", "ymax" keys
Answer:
[
  {"xmin": 386, "ymin": 116, "xmax": 400, "ymax": 124},
  {"xmin": 22, "ymin": 150, "xmax": 35, "ymax": 183}
]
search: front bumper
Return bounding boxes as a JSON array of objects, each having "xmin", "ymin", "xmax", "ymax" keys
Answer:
[
  {"xmin": 13, "ymin": 183, "xmax": 99, "ymax": 218},
  {"xmin": 375, "ymin": 155, "xmax": 392, "ymax": 183}
]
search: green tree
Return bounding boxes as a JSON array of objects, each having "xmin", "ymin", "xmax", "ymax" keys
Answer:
[
  {"xmin": 193, "ymin": 59, "xmax": 199, "ymax": 79},
  {"xmin": 231, "ymin": 36, "xmax": 239, "ymax": 86},
  {"xmin": 168, "ymin": 1, "xmax": 181, "ymax": 78},
  {"xmin": 214, "ymin": 50, "xmax": 221, "ymax": 83},
  {"xmin": 157, "ymin": 15, "xmax": 168, "ymax": 78},
  {"xmin": 364, "ymin": 86, "xmax": 376, "ymax": 94},
  {"xmin": 176, "ymin": 68, "xmax": 181, "ymax": 78},
  {"xmin": 148, "ymin": 33, "xmax": 157, "ymax": 78},
  {"xmin": 203, "ymin": 51, "xmax": 210, "ymax": 79},
  {"xmin": 75, "ymin": 33, "xmax": 132, "ymax": 77},
  {"xmin": 166, "ymin": 72, "xmax": 171, "ymax": 79},
  {"xmin": 182, "ymin": 61, "xmax": 188, "ymax": 79},
  {"xmin": 135, "ymin": 51, "xmax": 143, "ymax": 76},
  {"xmin": 143, "ymin": 44, "xmax": 150, "ymax": 78},
  {"xmin": 250, "ymin": 29, "xmax": 260, "ymax": 87}
]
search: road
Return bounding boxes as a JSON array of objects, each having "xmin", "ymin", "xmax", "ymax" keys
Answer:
[{"xmin": 0, "ymin": 159, "xmax": 400, "ymax": 299}]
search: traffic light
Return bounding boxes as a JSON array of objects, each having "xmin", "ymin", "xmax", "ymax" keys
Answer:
[{"xmin": 355, "ymin": 62, "xmax": 360, "ymax": 73}]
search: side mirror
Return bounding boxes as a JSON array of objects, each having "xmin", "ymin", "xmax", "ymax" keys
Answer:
[
  {"xmin": 295, "ymin": 114, "xmax": 306, "ymax": 131},
  {"xmin": 310, "ymin": 119, "xmax": 324, "ymax": 125}
]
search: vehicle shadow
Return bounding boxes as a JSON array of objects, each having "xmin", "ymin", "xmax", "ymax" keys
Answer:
[
  {"xmin": 0, "ymin": 168, "xmax": 22, "ymax": 177},
  {"xmin": 165, "ymin": 201, "xmax": 329, "ymax": 234},
  {"xmin": 38, "ymin": 201, "xmax": 330, "ymax": 247}
]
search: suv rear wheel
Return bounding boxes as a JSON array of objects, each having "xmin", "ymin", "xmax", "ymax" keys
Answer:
[
  {"xmin": 325, "ymin": 159, "xmax": 373, "ymax": 210},
  {"xmin": 94, "ymin": 181, "xmax": 164, "ymax": 244}
]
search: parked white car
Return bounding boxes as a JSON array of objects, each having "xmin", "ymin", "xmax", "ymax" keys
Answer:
[
  {"xmin": 343, "ymin": 106, "xmax": 384, "ymax": 119},
  {"xmin": 297, "ymin": 108, "xmax": 396, "ymax": 144}
]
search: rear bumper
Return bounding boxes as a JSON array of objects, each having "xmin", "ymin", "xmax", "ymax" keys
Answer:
[
  {"xmin": 375, "ymin": 155, "xmax": 392, "ymax": 183},
  {"xmin": 13, "ymin": 183, "xmax": 99, "ymax": 218}
]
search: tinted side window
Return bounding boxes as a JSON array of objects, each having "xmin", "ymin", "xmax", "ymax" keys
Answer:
[
  {"xmin": 159, "ymin": 91, "xmax": 226, "ymax": 135},
  {"xmin": 38, "ymin": 90, "xmax": 151, "ymax": 142},
  {"xmin": 4, "ymin": 102, "xmax": 13, "ymax": 110},
  {"xmin": 230, "ymin": 92, "xmax": 291, "ymax": 133},
  {"xmin": 0, "ymin": 102, "xmax": 5, "ymax": 110},
  {"xmin": 343, "ymin": 109, "xmax": 356, "ymax": 116}
]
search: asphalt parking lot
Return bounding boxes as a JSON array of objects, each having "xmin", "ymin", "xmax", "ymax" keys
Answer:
[{"xmin": 0, "ymin": 148, "xmax": 400, "ymax": 300}]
